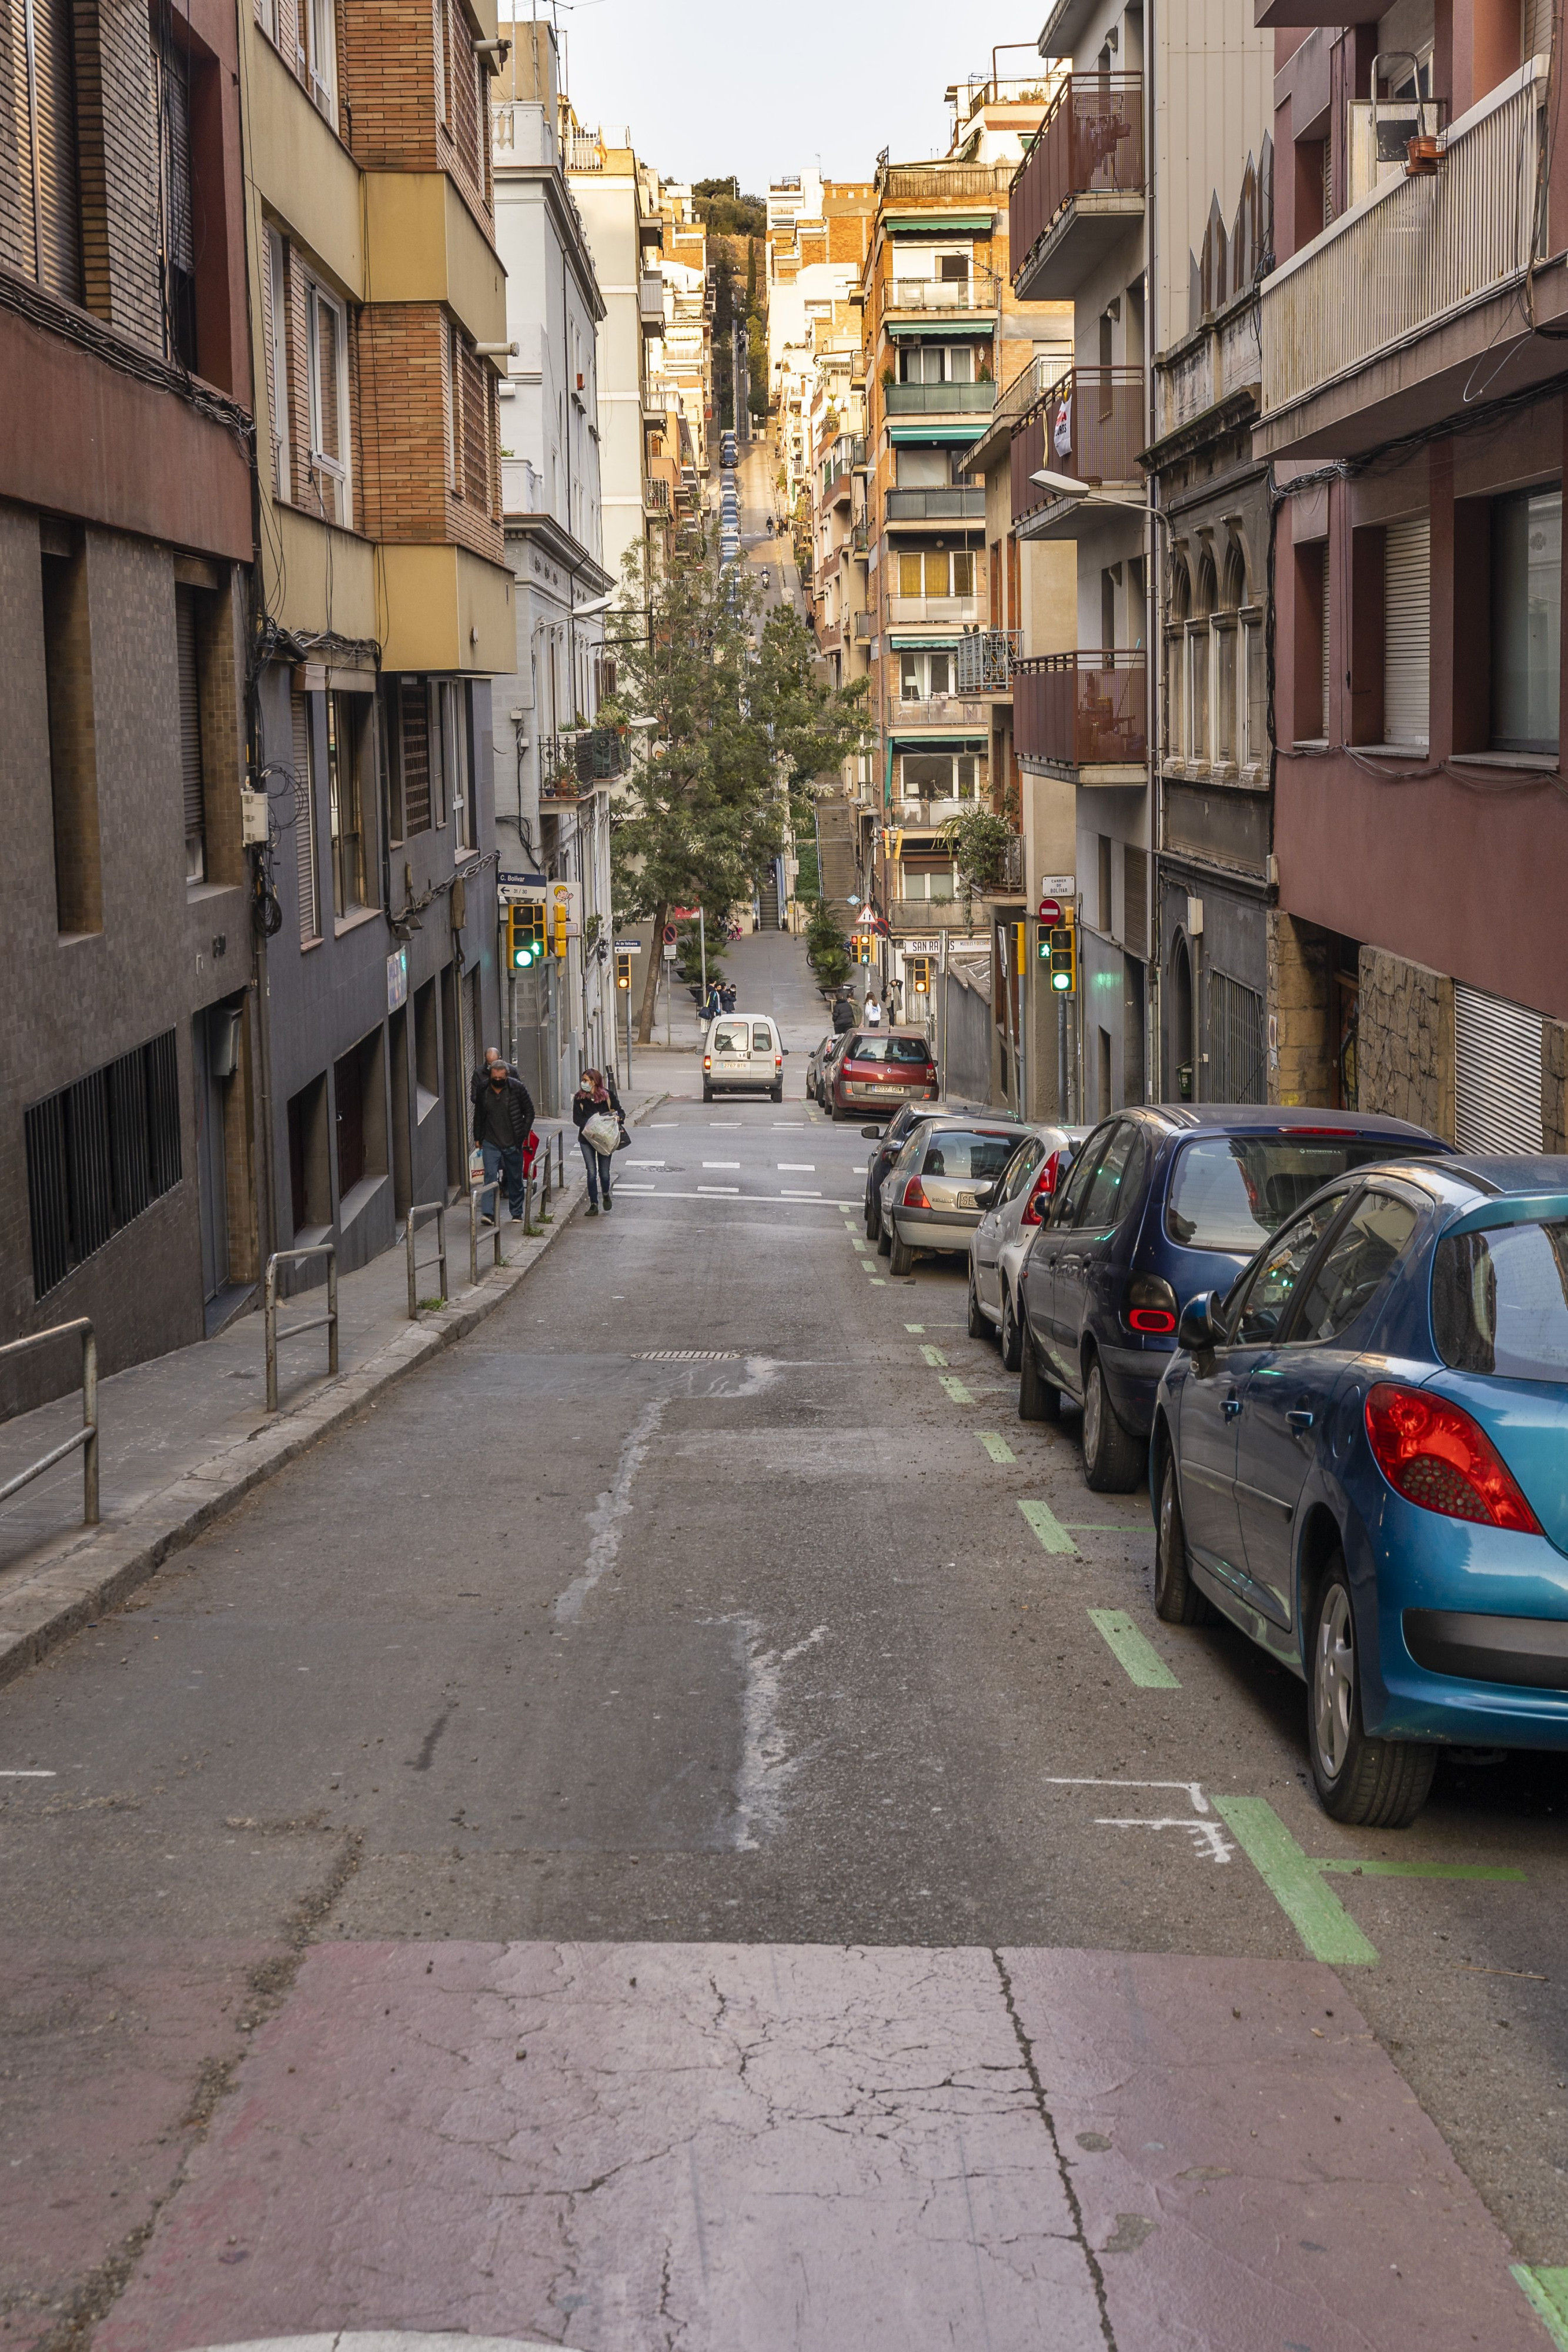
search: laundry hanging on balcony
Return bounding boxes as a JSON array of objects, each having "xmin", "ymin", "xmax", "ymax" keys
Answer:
[{"xmin": 1052, "ymin": 392, "xmax": 1072, "ymax": 459}]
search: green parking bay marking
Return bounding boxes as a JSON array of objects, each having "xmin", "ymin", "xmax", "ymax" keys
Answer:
[
  {"xmin": 920, "ymin": 1345, "xmax": 948, "ymax": 1368},
  {"xmin": 1514, "ymin": 2267, "xmax": 1568, "ymax": 2349},
  {"xmin": 937, "ymin": 1374, "xmax": 975, "ymax": 1405},
  {"xmin": 1088, "ymin": 1609, "xmax": 1180, "ymax": 1689},
  {"xmin": 904, "ymin": 1323, "xmax": 924, "ymax": 1333},
  {"xmin": 1017, "ymin": 1498, "xmax": 1076, "ymax": 1555},
  {"xmin": 977, "ymin": 1431, "xmax": 1016, "ymax": 1464},
  {"xmin": 1213, "ymin": 1795, "xmax": 1379, "ymax": 1967}
]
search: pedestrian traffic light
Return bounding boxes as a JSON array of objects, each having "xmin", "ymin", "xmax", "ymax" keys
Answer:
[
  {"xmin": 615, "ymin": 950, "xmax": 633, "ymax": 990},
  {"xmin": 507, "ymin": 901, "xmax": 546, "ymax": 970},
  {"xmin": 1045, "ymin": 917, "xmax": 1077, "ymax": 995},
  {"xmin": 908, "ymin": 955, "xmax": 931, "ymax": 995}
]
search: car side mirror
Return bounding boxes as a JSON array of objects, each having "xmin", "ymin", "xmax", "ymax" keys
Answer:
[
  {"xmin": 861, "ymin": 1124, "xmax": 882, "ymax": 1138},
  {"xmin": 976, "ymin": 1184, "xmax": 998, "ymax": 1210},
  {"xmin": 1176, "ymin": 1292, "xmax": 1219, "ymax": 1352}
]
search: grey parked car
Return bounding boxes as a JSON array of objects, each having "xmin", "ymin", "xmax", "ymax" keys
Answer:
[
  {"xmin": 967, "ymin": 1124, "xmax": 1087, "ymax": 1367},
  {"xmin": 879, "ymin": 1113, "xmax": 1031, "ymax": 1277}
]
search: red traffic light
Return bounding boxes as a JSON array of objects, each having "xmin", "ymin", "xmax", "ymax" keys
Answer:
[{"xmin": 1038, "ymin": 897, "xmax": 1063, "ymax": 926}]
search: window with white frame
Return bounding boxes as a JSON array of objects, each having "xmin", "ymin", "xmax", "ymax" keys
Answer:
[
  {"xmin": 306, "ymin": 281, "xmax": 350, "ymax": 525},
  {"xmin": 442, "ymin": 682, "xmax": 473, "ymax": 854},
  {"xmin": 898, "ymin": 749, "xmax": 982, "ymax": 803},
  {"xmin": 898, "ymin": 649, "xmax": 955, "ymax": 700},
  {"xmin": 305, "ymin": 0, "xmax": 336, "ymax": 121}
]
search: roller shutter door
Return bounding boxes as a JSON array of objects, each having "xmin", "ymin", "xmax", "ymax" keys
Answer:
[
  {"xmin": 1454, "ymin": 985, "xmax": 1544, "ymax": 1152},
  {"xmin": 1383, "ymin": 514, "xmax": 1430, "ymax": 747}
]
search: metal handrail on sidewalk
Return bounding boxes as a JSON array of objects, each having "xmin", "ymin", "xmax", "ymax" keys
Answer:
[
  {"xmin": 0, "ymin": 1319, "xmax": 98, "ymax": 1526},
  {"xmin": 263, "ymin": 1246, "xmax": 338, "ymax": 1412},
  {"xmin": 405, "ymin": 1202, "xmax": 448, "ymax": 1318},
  {"xmin": 469, "ymin": 1182, "xmax": 504, "ymax": 1287}
]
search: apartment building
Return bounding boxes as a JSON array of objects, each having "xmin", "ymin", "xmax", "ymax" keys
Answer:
[
  {"xmin": 2, "ymin": 0, "xmax": 258, "ymax": 1399},
  {"xmin": 857, "ymin": 82, "xmax": 1055, "ymax": 1065},
  {"xmin": 563, "ymin": 133, "xmax": 668, "ymax": 592},
  {"xmin": 491, "ymin": 25, "xmax": 617, "ymax": 1111},
  {"xmin": 768, "ymin": 173, "xmax": 876, "ymax": 513},
  {"xmin": 654, "ymin": 185, "xmax": 713, "ymax": 493},
  {"xmin": 1259, "ymin": 0, "xmax": 1567, "ymax": 1147},
  {"xmin": 241, "ymin": 0, "xmax": 514, "ymax": 1282}
]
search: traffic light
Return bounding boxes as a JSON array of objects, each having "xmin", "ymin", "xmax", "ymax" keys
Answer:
[
  {"xmin": 908, "ymin": 955, "xmax": 931, "ymax": 995},
  {"xmin": 855, "ymin": 933, "xmax": 871, "ymax": 965},
  {"xmin": 507, "ymin": 901, "xmax": 546, "ymax": 970},
  {"xmin": 615, "ymin": 950, "xmax": 633, "ymax": 991},
  {"xmin": 1044, "ymin": 917, "xmax": 1077, "ymax": 995},
  {"xmin": 553, "ymin": 902, "xmax": 569, "ymax": 958}
]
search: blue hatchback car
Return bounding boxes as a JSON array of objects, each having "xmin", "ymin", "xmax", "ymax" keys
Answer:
[
  {"xmin": 1152, "ymin": 1155, "xmax": 1568, "ymax": 1826},
  {"xmin": 1015, "ymin": 1105, "xmax": 1447, "ymax": 1492}
]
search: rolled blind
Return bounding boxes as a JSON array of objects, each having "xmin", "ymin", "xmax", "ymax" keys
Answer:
[
  {"xmin": 1383, "ymin": 514, "xmax": 1430, "ymax": 747},
  {"xmin": 2, "ymin": 0, "xmax": 38, "ymax": 275},
  {"xmin": 293, "ymin": 691, "xmax": 319, "ymax": 940},
  {"xmin": 1319, "ymin": 549, "xmax": 1330, "ymax": 737},
  {"xmin": 399, "ymin": 677, "xmax": 431, "ymax": 835},
  {"xmin": 1455, "ymin": 987, "xmax": 1544, "ymax": 1152},
  {"xmin": 1122, "ymin": 844, "xmax": 1148, "ymax": 958},
  {"xmin": 29, "ymin": 0, "xmax": 82, "ymax": 302},
  {"xmin": 175, "ymin": 586, "xmax": 205, "ymax": 841},
  {"xmin": 1523, "ymin": 0, "xmax": 1553, "ymax": 60}
]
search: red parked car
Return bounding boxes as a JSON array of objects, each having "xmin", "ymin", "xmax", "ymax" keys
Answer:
[{"xmin": 830, "ymin": 1029, "xmax": 938, "ymax": 1120}]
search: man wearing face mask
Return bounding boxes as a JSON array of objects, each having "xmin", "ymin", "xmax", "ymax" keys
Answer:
[{"xmin": 472, "ymin": 1054, "xmax": 536, "ymax": 1222}]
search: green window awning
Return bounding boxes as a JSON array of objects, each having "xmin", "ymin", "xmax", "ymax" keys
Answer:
[
  {"xmin": 884, "ymin": 317, "xmax": 995, "ymax": 338},
  {"xmin": 888, "ymin": 633, "xmax": 967, "ymax": 650},
  {"xmin": 883, "ymin": 214, "xmax": 996, "ymax": 236},
  {"xmin": 888, "ymin": 420, "xmax": 984, "ymax": 445},
  {"xmin": 889, "ymin": 732, "xmax": 989, "ymax": 750}
]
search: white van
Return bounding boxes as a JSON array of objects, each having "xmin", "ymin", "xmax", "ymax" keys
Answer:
[{"xmin": 703, "ymin": 1014, "xmax": 785, "ymax": 1102}]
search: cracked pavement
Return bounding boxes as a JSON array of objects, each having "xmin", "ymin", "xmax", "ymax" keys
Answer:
[{"xmin": 1, "ymin": 933, "xmax": 1565, "ymax": 2350}]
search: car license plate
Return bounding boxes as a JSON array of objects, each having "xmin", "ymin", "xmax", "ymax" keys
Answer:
[
  {"xmin": 872, "ymin": 1083, "xmax": 903, "ymax": 1095},
  {"xmin": 957, "ymin": 1191, "xmax": 978, "ymax": 1209}
]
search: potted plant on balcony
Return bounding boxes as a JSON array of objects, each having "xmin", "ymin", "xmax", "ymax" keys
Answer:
[{"xmin": 940, "ymin": 806, "xmax": 1019, "ymax": 912}]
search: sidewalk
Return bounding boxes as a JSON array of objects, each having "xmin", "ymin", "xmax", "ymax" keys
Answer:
[{"xmin": 0, "ymin": 1094, "xmax": 665, "ymax": 1690}]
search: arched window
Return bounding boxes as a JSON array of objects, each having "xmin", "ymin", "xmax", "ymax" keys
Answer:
[{"xmin": 1221, "ymin": 538, "xmax": 1248, "ymax": 610}]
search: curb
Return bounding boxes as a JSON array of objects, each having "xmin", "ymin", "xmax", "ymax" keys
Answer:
[{"xmin": 0, "ymin": 1095, "xmax": 667, "ymax": 1694}]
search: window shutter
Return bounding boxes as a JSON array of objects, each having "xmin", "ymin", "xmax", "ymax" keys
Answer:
[
  {"xmin": 2, "ymin": 0, "xmax": 38, "ymax": 276},
  {"xmin": 1122, "ymin": 844, "xmax": 1148, "ymax": 958},
  {"xmin": 461, "ymin": 339, "xmax": 487, "ymax": 507},
  {"xmin": 1319, "ymin": 553, "xmax": 1330, "ymax": 737},
  {"xmin": 293, "ymin": 690, "xmax": 319, "ymax": 939},
  {"xmin": 399, "ymin": 677, "xmax": 431, "ymax": 834},
  {"xmin": 263, "ymin": 228, "xmax": 290, "ymax": 498},
  {"xmin": 1524, "ymin": 0, "xmax": 1552, "ymax": 58},
  {"xmin": 1382, "ymin": 514, "xmax": 1429, "ymax": 747},
  {"xmin": 453, "ymin": 25, "xmax": 479, "ymax": 179},
  {"xmin": 898, "ymin": 548, "xmax": 922, "ymax": 599},
  {"xmin": 30, "ymin": 0, "xmax": 82, "ymax": 302},
  {"xmin": 156, "ymin": 34, "xmax": 196, "ymax": 365},
  {"xmin": 1455, "ymin": 987, "xmax": 1544, "ymax": 1152},
  {"xmin": 175, "ymin": 586, "xmax": 205, "ymax": 878}
]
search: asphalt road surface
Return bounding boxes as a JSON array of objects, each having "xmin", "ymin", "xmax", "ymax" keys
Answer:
[{"xmin": 5, "ymin": 930, "xmax": 1568, "ymax": 2352}]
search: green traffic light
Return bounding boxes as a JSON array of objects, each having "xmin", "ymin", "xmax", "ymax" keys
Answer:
[{"xmin": 1051, "ymin": 970, "xmax": 1072, "ymax": 993}]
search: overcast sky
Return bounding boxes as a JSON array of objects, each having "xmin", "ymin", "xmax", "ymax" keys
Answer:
[{"xmin": 502, "ymin": 0, "xmax": 1042, "ymax": 188}]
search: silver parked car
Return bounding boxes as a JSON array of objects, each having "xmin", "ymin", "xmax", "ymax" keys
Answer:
[
  {"xmin": 879, "ymin": 1114, "xmax": 1031, "ymax": 1277},
  {"xmin": 967, "ymin": 1125, "xmax": 1087, "ymax": 1367}
]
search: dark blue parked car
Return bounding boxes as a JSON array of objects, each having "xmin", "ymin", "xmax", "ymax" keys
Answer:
[
  {"xmin": 1015, "ymin": 1106, "xmax": 1448, "ymax": 1491},
  {"xmin": 1152, "ymin": 1155, "xmax": 1568, "ymax": 1826}
]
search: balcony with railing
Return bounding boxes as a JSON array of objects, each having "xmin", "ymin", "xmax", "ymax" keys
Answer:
[
  {"xmin": 1014, "ymin": 650, "xmax": 1146, "ymax": 777},
  {"xmin": 885, "ymin": 896, "xmax": 985, "ymax": 931},
  {"xmin": 1011, "ymin": 367, "xmax": 1145, "ymax": 529},
  {"xmin": 1257, "ymin": 59, "xmax": 1547, "ymax": 451},
  {"xmin": 541, "ymin": 727, "xmax": 630, "ymax": 800},
  {"xmin": 638, "ymin": 274, "xmax": 666, "ymax": 332},
  {"xmin": 878, "ymin": 162, "xmax": 1017, "ymax": 200},
  {"xmin": 885, "ymin": 379, "xmax": 998, "ymax": 416},
  {"xmin": 885, "ymin": 593, "xmax": 985, "ymax": 626},
  {"xmin": 885, "ymin": 485, "xmax": 987, "ymax": 523},
  {"xmin": 882, "ymin": 272, "xmax": 1002, "ymax": 318},
  {"xmin": 955, "ymin": 628, "xmax": 1020, "ymax": 694},
  {"xmin": 1009, "ymin": 76, "xmax": 1144, "ymax": 302},
  {"xmin": 888, "ymin": 694, "xmax": 990, "ymax": 732}
]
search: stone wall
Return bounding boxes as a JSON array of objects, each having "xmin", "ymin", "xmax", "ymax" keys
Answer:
[
  {"xmin": 1544, "ymin": 1019, "xmax": 1568, "ymax": 1153},
  {"xmin": 1357, "ymin": 946, "xmax": 1455, "ymax": 1139},
  {"xmin": 1267, "ymin": 909, "xmax": 1333, "ymax": 1107}
]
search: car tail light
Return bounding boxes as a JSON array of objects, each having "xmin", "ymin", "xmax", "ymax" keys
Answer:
[
  {"xmin": 1020, "ymin": 1151, "xmax": 1063, "ymax": 1226},
  {"xmin": 775, "ymin": 1055, "xmax": 782, "ymax": 1069},
  {"xmin": 1365, "ymin": 1382, "xmax": 1543, "ymax": 1534},
  {"xmin": 902, "ymin": 1176, "xmax": 930, "ymax": 1210},
  {"xmin": 1123, "ymin": 1272, "xmax": 1179, "ymax": 1335},
  {"xmin": 703, "ymin": 1054, "xmax": 711, "ymax": 1070}
]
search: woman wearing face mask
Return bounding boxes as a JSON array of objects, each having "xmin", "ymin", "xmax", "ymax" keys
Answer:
[{"xmin": 571, "ymin": 1067, "xmax": 624, "ymax": 1215}]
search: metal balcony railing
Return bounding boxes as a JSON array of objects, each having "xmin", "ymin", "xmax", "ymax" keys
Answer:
[
  {"xmin": 1009, "ymin": 75, "xmax": 1144, "ymax": 283},
  {"xmin": 853, "ymin": 608, "xmax": 872, "ymax": 638},
  {"xmin": 885, "ymin": 487, "xmax": 987, "ymax": 522},
  {"xmin": 884, "ymin": 379, "xmax": 998, "ymax": 415},
  {"xmin": 890, "ymin": 694, "xmax": 989, "ymax": 730},
  {"xmin": 955, "ymin": 628, "xmax": 1020, "ymax": 693},
  {"xmin": 638, "ymin": 274, "xmax": 665, "ymax": 330},
  {"xmin": 542, "ymin": 729, "xmax": 628, "ymax": 797},
  {"xmin": 1011, "ymin": 367, "xmax": 1145, "ymax": 523},
  {"xmin": 885, "ymin": 593, "xmax": 985, "ymax": 625},
  {"xmin": 1260, "ymin": 59, "xmax": 1546, "ymax": 422},
  {"xmin": 1014, "ymin": 650, "xmax": 1146, "ymax": 769},
  {"xmin": 879, "ymin": 162, "xmax": 1016, "ymax": 199},
  {"xmin": 885, "ymin": 275, "xmax": 1001, "ymax": 313}
]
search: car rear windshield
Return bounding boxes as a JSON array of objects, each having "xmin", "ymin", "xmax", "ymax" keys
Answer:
[
  {"xmin": 1166, "ymin": 1134, "xmax": 1426, "ymax": 1253},
  {"xmin": 922, "ymin": 1129, "xmax": 1022, "ymax": 1181},
  {"xmin": 1433, "ymin": 1219, "xmax": 1568, "ymax": 1383},
  {"xmin": 847, "ymin": 1035, "xmax": 931, "ymax": 1065},
  {"xmin": 712, "ymin": 1024, "xmax": 749, "ymax": 1054}
]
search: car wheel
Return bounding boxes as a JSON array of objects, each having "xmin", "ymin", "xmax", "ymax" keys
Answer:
[
  {"xmin": 876, "ymin": 1222, "xmax": 891, "ymax": 1257},
  {"xmin": 866, "ymin": 1191, "xmax": 881, "ymax": 1242},
  {"xmin": 1154, "ymin": 1446, "xmax": 1215, "ymax": 1625},
  {"xmin": 1082, "ymin": 1354, "xmax": 1146, "ymax": 1493},
  {"xmin": 999, "ymin": 1282, "xmax": 1024, "ymax": 1373},
  {"xmin": 967, "ymin": 1260, "xmax": 988, "ymax": 1339},
  {"xmin": 702, "ymin": 1084, "xmax": 713, "ymax": 1102},
  {"xmin": 1307, "ymin": 1558, "xmax": 1436, "ymax": 1827},
  {"xmin": 888, "ymin": 1222, "xmax": 913, "ymax": 1277},
  {"xmin": 771, "ymin": 1083, "xmax": 783, "ymax": 1102},
  {"xmin": 1017, "ymin": 1305, "xmax": 1060, "ymax": 1422}
]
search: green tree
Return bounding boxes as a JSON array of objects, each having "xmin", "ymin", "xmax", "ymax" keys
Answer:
[
  {"xmin": 610, "ymin": 544, "xmax": 867, "ymax": 1042},
  {"xmin": 804, "ymin": 896, "xmax": 851, "ymax": 990}
]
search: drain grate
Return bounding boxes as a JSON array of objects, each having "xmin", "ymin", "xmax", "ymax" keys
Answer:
[{"xmin": 637, "ymin": 1349, "xmax": 741, "ymax": 1362}]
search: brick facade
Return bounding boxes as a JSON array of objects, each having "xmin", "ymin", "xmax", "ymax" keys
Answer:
[{"xmin": 73, "ymin": 0, "xmax": 163, "ymax": 346}]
